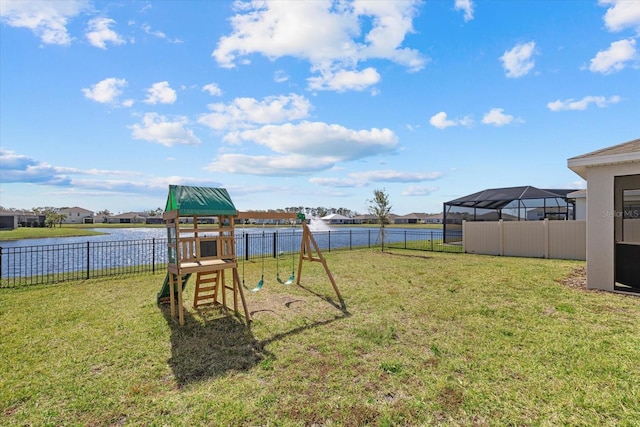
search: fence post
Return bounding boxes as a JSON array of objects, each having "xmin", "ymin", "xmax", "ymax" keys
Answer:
[
  {"xmin": 245, "ymin": 232, "xmax": 249, "ymax": 261},
  {"xmin": 543, "ymin": 218, "xmax": 550, "ymax": 259},
  {"xmin": 273, "ymin": 231, "xmax": 277, "ymax": 258},
  {"xmin": 349, "ymin": 230, "xmax": 352, "ymax": 250},
  {"xmin": 86, "ymin": 241, "xmax": 90, "ymax": 280},
  {"xmin": 152, "ymin": 238, "xmax": 156, "ymax": 274},
  {"xmin": 430, "ymin": 230, "xmax": 434, "ymax": 251},
  {"xmin": 368, "ymin": 229, "xmax": 371, "ymax": 248},
  {"xmin": 328, "ymin": 230, "xmax": 331, "ymax": 252},
  {"xmin": 499, "ymin": 220, "xmax": 504, "ymax": 256},
  {"xmin": 0, "ymin": 246, "xmax": 2, "ymax": 281},
  {"xmin": 404, "ymin": 230, "xmax": 407, "ymax": 249}
]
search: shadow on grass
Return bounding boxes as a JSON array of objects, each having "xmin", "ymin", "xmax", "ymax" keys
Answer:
[
  {"xmin": 379, "ymin": 250, "xmax": 434, "ymax": 260},
  {"xmin": 159, "ymin": 304, "xmax": 268, "ymax": 387},
  {"xmin": 159, "ymin": 297, "xmax": 350, "ymax": 387}
]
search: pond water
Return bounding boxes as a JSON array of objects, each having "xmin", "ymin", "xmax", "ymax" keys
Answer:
[
  {"xmin": 0, "ymin": 226, "xmax": 452, "ymax": 280},
  {"xmin": 0, "ymin": 226, "xmax": 443, "ymax": 248}
]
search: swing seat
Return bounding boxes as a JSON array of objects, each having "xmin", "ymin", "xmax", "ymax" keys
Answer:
[
  {"xmin": 252, "ymin": 277, "xmax": 264, "ymax": 292},
  {"xmin": 284, "ymin": 274, "xmax": 295, "ymax": 285}
]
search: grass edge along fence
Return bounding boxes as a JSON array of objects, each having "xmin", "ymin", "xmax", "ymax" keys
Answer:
[{"xmin": 0, "ymin": 229, "xmax": 461, "ymax": 288}]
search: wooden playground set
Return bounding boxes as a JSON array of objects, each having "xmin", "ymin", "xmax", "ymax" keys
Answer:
[{"xmin": 157, "ymin": 185, "xmax": 343, "ymax": 326}]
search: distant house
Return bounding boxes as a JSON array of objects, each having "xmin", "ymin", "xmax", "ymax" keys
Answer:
[
  {"xmin": 145, "ymin": 216, "xmax": 165, "ymax": 225},
  {"xmin": 394, "ymin": 213, "xmax": 431, "ymax": 224},
  {"xmin": 423, "ymin": 213, "xmax": 443, "ymax": 224},
  {"xmin": 352, "ymin": 214, "xmax": 377, "ymax": 224},
  {"xmin": 394, "ymin": 213, "xmax": 444, "ymax": 225},
  {"xmin": 0, "ymin": 212, "xmax": 18, "ymax": 230},
  {"xmin": 59, "ymin": 207, "xmax": 95, "ymax": 224},
  {"xmin": 525, "ymin": 206, "xmax": 574, "ymax": 221},
  {"xmin": 0, "ymin": 210, "xmax": 46, "ymax": 229},
  {"xmin": 321, "ymin": 213, "xmax": 354, "ymax": 224},
  {"xmin": 93, "ymin": 214, "xmax": 110, "ymax": 224},
  {"xmin": 108, "ymin": 212, "xmax": 147, "ymax": 224},
  {"xmin": 567, "ymin": 190, "xmax": 587, "ymax": 221}
]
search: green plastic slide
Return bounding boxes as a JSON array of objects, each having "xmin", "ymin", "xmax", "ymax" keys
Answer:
[{"xmin": 157, "ymin": 273, "xmax": 191, "ymax": 303}]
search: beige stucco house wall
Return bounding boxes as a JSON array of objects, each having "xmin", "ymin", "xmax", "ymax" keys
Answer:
[
  {"xmin": 59, "ymin": 207, "xmax": 95, "ymax": 224},
  {"xmin": 568, "ymin": 138, "xmax": 640, "ymax": 292},
  {"xmin": 567, "ymin": 190, "xmax": 586, "ymax": 221}
]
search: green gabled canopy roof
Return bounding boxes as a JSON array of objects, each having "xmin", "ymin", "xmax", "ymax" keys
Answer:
[{"xmin": 165, "ymin": 185, "xmax": 238, "ymax": 216}]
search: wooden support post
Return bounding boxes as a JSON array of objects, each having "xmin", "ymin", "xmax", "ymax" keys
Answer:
[
  {"xmin": 177, "ymin": 274, "xmax": 185, "ymax": 326},
  {"xmin": 169, "ymin": 273, "xmax": 176, "ymax": 319},
  {"xmin": 297, "ymin": 223, "xmax": 344, "ymax": 306},
  {"xmin": 233, "ymin": 267, "xmax": 251, "ymax": 323}
]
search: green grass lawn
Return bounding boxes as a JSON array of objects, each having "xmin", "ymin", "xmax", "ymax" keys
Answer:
[
  {"xmin": 0, "ymin": 226, "xmax": 107, "ymax": 241},
  {"xmin": 1, "ymin": 250, "xmax": 639, "ymax": 426}
]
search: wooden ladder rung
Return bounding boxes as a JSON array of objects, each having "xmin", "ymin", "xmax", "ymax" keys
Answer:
[{"xmin": 193, "ymin": 272, "xmax": 220, "ymax": 308}]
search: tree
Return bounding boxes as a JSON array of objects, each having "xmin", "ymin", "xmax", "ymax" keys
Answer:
[
  {"xmin": 367, "ymin": 188, "xmax": 392, "ymax": 251},
  {"xmin": 45, "ymin": 212, "xmax": 66, "ymax": 228},
  {"xmin": 33, "ymin": 207, "xmax": 57, "ymax": 216}
]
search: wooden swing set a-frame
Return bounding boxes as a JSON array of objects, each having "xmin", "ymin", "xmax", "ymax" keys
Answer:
[
  {"xmin": 161, "ymin": 200, "xmax": 342, "ymax": 326},
  {"xmin": 238, "ymin": 211, "xmax": 343, "ymax": 306}
]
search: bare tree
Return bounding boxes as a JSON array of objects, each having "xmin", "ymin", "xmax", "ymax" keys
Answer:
[{"xmin": 367, "ymin": 188, "xmax": 392, "ymax": 251}]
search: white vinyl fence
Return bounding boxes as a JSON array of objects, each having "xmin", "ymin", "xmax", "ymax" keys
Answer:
[{"xmin": 463, "ymin": 219, "xmax": 586, "ymax": 260}]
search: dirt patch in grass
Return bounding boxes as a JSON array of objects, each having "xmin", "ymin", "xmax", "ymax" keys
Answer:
[
  {"xmin": 437, "ymin": 385, "xmax": 464, "ymax": 410},
  {"xmin": 558, "ymin": 265, "xmax": 587, "ymax": 290},
  {"xmin": 379, "ymin": 250, "xmax": 434, "ymax": 260}
]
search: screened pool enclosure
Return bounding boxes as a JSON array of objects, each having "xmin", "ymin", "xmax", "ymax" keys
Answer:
[{"xmin": 443, "ymin": 186, "xmax": 577, "ymax": 242}]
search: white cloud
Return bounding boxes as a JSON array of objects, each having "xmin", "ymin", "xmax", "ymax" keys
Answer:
[
  {"xmin": 599, "ymin": 0, "xmax": 640, "ymax": 33},
  {"xmin": 454, "ymin": 0, "xmax": 474, "ymax": 22},
  {"xmin": 401, "ymin": 185, "xmax": 438, "ymax": 196},
  {"xmin": 309, "ymin": 170, "xmax": 441, "ymax": 188},
  {"xmin": 350, "ymin": 170, "xmax": 442, "ymax": 182},
  {"xmin": 429, "ymin": 112, "xmax": 457, "ymax": 129},
  {"xmin": 0, "ymin": 149, "xmax": 222, "ymax": 200},
  {"xmin": 85, "ymin": 17, "xmax": 125, "ymax": 49},
  {"xmin": 0, "ymin": 148, "xmax": 145, "ymax": 187},
  {"xmin": 129, "ymin": 113, "xmax": 200, "ymax": 147},
  {"xmin": 82, "ymin": 77, "xmax": 127, "ymax": 104},
  {"xmin": 144, "ymin": 81, "xmax": 177, "ymax": 104},
  {"xmin": 206, "ymin": 153, "xmax": 334, "ymax": 176},
  {"xmin": 307, "ymin": 67, "xmax": 381, "ymax": 92},
  {"xmin": 225, "ymin": 121, "xmax": 398, "ymax": 161},
  {"xmin": 199, "ymin": 94, "xmax": 312, "ymax": 131},
  {"xmin": 202, "ymin": 83, "xmax": 222, "ymax": 96},
  {"xmin": 274, "ymin": 70, "xmax": 289, "ymax": 83},
  {"xmin": 309, "ymin": 177, "xmax": 361, "ymax": 188},
  {"xmin": 500, "ymin": 41, "xmax": 536, "ymax": 78},
  {"xmin": 0, "ymin": 148, "xmax": 70, "ymax": 185},
  {"xmin": 429, "ymin": 112, "xmax": 473, "ymax": 129},
  {"xmin": 207, "ymin": 120, "xmax": 398, "ymax": 177},
  {"xmin": 0, "ymin": 0, "xmax": 88, "ymax": 45},
  {"xmin": 547, "ymin": 95, "xmax": 621, "ymax": 111},
  {"xmin": 481, "ymin": 108, "xmax": 522, "ymax": 126},
  {"xmin": 589, "ymin": 38, "xmax": 637, "ymax": 74},
  {"xmin": 141, "ymin": 23, "xmax": 182, "ymax": 43},
  {"xmin": 212, "ymin": 0, "xmax": 425, "ymax": 92}
]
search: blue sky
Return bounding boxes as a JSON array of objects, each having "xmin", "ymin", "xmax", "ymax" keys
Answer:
[{"xmin": 1, "ymin": 0, "xmax": 639, "ymax": 215}]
